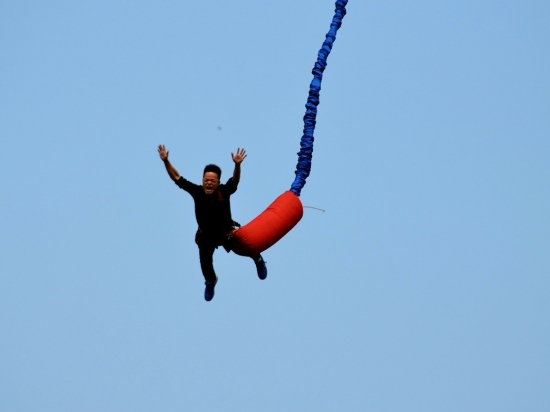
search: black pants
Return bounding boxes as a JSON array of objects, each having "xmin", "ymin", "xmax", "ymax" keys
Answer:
[
  {"xmin": 198, "ymin": 242, "xmax": 220, "ymax": 283},
  {"xmin": 196, "ymin": 230, "xmax": 226, "ymax": 284},
  {"xmin": 196, "ymin": 230, "xmax": 259, "ymax": 283}
]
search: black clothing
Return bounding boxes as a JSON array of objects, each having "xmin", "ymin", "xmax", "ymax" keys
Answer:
[
  {"xmin": 175, "ymin": 176, "xmax": 238, "ymax": 240},
  {"xmin": 197, "ymin": 242, "xmax": 261, "ymax": 284},
  {"xmin": 176, "ymin": 176, "xmax": 239, "ymax": 282},
  {"xmin": 198, "ymin": 243, "xmax": 218, "ymax": 283}
]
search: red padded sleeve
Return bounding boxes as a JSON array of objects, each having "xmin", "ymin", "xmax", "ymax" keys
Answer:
[{"xmin": 231, "ymin": 191, "xmax": 303, "ymax": 256}]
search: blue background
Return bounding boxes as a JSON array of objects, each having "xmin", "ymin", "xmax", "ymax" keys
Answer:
[{"xmin": 1, "ymin": 1, "xmax": 549, "ymax": 410}]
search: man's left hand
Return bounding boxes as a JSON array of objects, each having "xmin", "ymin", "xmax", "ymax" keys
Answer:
[{"xmin": 231, "ymin": 148, "xmax": 247, "ymax": 164}]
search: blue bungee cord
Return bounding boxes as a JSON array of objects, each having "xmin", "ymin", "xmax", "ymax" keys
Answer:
[{"xmin": 290, "ymin": 0, "xmax": 348, "ymax": 196}]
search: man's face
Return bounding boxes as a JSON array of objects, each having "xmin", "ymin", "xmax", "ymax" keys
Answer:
[{"xmin": 202, "ymin": 171, "xmax": 220, "ymax": 196}]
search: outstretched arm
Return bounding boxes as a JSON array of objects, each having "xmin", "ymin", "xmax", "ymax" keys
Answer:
[
  {"xmin": 231, "ymin": 148, "xmax": 247, "ymax": 183},
  {"xmin": 158, "ymin": 144, "xmax": 181, "ymax": 182}
]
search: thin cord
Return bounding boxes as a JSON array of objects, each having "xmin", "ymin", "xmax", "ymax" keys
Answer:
[{"xmin": 303, "ymin": 206, "xmax": 325, "ymax": 213}]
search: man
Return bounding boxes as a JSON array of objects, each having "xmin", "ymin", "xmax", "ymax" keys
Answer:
[{"xmin": 158, "ymin": 144, "xmax": 267, "ymax": 301}]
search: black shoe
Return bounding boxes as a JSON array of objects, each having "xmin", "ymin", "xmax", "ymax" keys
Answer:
[
  {"xmin": 204, "ymin": 276, "xmax": 218, "ymax": 301},
  {"xmin": 253, "ymin": 255, "xmax": 267, "ymax": 280}
]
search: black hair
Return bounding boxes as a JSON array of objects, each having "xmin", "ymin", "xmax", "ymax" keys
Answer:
[{"xmin": 203, "ymin": 164, "xmax": 222, "ymax": 179}]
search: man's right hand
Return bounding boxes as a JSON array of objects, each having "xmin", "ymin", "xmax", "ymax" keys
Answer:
[
  {"xmin": 158, "ymin": 144, "xmax": 169, "ymax": 161},
  {"xmin": 158, "ymin": 144, "xmax": 181, "ymax": 181}
]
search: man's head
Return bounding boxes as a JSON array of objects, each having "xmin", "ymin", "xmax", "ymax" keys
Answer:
[{"xmin": 202, "ymin": 164, "xmax": 221, "ymax": 196}]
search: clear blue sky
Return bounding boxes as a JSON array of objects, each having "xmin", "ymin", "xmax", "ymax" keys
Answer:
[{"xmin": 1, "ymin": 1, "xmax": 549, "ymax": 410}]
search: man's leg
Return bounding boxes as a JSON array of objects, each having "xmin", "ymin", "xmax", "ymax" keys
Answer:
[
  {"xmin": 199, "ymin": 244, "xmax": 217, "ymax": 283},
  {"xmin": 198, "ymin": 244, "xmax": 218, "ymax": 301},
  {"xmin": 251, "ymin": 254, "xmax": 267, "ymax": 280},
  {"xmin": 225, "ymin": 233, "xmax": 267, "ymax": 280}
]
